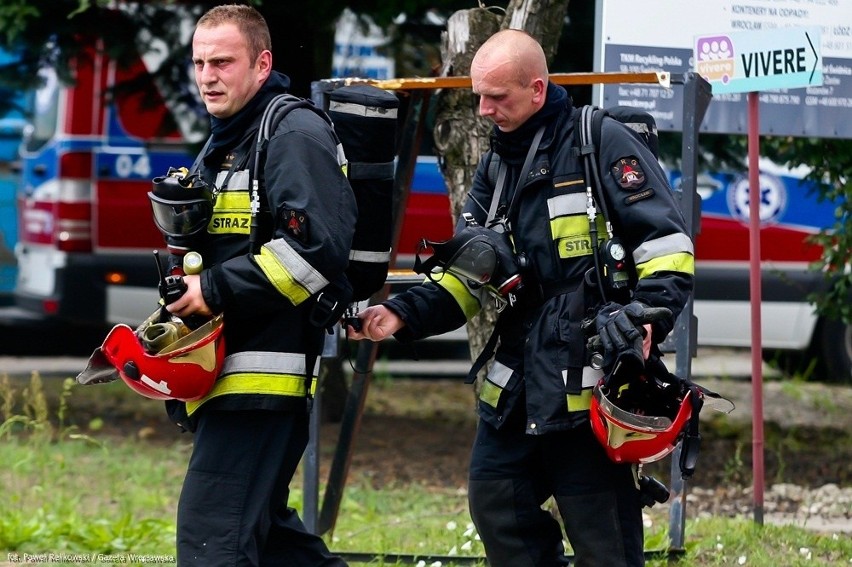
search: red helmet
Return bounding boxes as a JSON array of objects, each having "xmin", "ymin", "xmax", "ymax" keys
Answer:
[
  {"xmin": 589, "ymin": 355, "xmax": 695, "ymax": 465},
  {"xmin": 100, "ymin": 311, "xmax": 225, "ymax": 402},
  {"xmin": 590, "ymin": 381, "xmax": 693, "ymax": 465}
]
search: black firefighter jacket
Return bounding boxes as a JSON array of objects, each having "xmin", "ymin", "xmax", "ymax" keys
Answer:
[
  {"xmin": 386, "ymin": 88, "xmax": 694, "ymax": 435},
  {"xmin": 170, "ymin": 77, "xmax": 357, "ymax": 425}
]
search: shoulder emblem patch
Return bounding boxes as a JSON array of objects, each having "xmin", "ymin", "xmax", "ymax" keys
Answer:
[
  {"xmin": 611, "ymin": 156, "xmax": 646, "ymax": 190},
  {"xmin": 282, "ymin": 208, "xmax": 309, "ymax": 243}
]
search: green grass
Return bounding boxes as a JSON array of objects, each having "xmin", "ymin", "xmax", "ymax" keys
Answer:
[{"xmin": 1, "ymin": 373, "xmax": 850, "ymax": 566}]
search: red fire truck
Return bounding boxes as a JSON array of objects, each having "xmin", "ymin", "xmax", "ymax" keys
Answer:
[
  {"xmin": 3, "ymin": 46, "xmax": 849, "ymax": 381},
  {"xmin": 9, "ymin": 45, "xmax": 197, "ymax": 328}
]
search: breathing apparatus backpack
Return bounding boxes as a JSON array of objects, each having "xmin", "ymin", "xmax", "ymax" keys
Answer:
[{"xmin": 251, "ymin": 85, "xmax": 399, "ymax": 307}]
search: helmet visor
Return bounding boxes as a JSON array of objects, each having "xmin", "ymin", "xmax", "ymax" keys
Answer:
[
  {"xmin": 444, "ymin": 238, "xmax": 497, "ymax": 287},
  {"xmin": 594, "ymin": 386, "xmax": 674, "ymax": 432},
  {"xmin": 149, "ymin": 193, "xmax": 211, "ymax": 237}
]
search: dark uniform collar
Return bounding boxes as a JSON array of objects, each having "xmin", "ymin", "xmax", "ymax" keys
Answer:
[
  {"xmin": 491, "ymin": 82, "xmax": 571, "ymax": 162},
  {"xmin": 208, "ymin": 71, "xmax": 291, "ymax": 151}
]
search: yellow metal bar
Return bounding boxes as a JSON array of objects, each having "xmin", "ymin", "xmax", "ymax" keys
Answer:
[
  {"xmin": 337, "ymin": 71, "xmax": 670, "ymax": 91},
  {"xmin": 385, "ymin": 269, "xmax": 423, "ymax": 284}
]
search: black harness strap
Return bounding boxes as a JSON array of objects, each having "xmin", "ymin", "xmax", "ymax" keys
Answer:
[
  {"xmin": 465, "ymin": 322, "xmax": 502, "ymax": 384},
  {"xmin": 564, "ymin": 282, "xmax": 587, "ymax": 396},
  {"xmin": 466, "ymin": 126, "xmax": 544, "ymax": 384},
  {"xmin": 485, "ymin": 159, "xmax": 507, "ymax": 227},
  {"xmin": 679, "ymin": 383, "xmax": 706, "ymax": 478},
  {"xmin": 465, "ymin": 275, "xmax": 587, "ymax": 390},
  {"xmin": 505, "ymin": 125, "xmax": 546, "ymax": 224},
  {"xmin": 189, "ymin": 136, "xmax": 213, "ymax": 175},
  {"xmin": 250, "ymin": 95, "xmax": 342, "ymax": 406}
]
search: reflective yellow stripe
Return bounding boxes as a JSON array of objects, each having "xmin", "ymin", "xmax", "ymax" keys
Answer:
[
  {"xmin": 212, "ymin": 190, "xmax": 250, "ymax": 210},
  {"xmin": 435, "ymin": 272, "xmax": 483, "ymax": 319},
  {"xmin": 255, "ymin": 248, "xmax": 312, "ymax": 305},
  {"xmin": 551, "ymin": 216, "xmax": 605, "ymax": 259},
  {"xmin": 255, "ymin": 239, "xmax": 329, "ymax": 306},
  {"xmin": 186, "ymin": 372, "xmax": 316, "ymax": 416},
  {"xmin": 262, "ymin": 240, "xmax": 328, "ymax": 289},
  {"xmin": 208, "ymin": 190, "xmax": 251, "ymax": 234},
  {"xmin": 635, "ymin": 251, "xmax": 695, "ymax": 279},
  {"xmin": 550, "ymin": 214, "xmax": 588, "ymax": 238},
  {"xmin": 479, "ymin": 379, "xmax": 502, "ymax": 408},
  {"xmin": 567, "ymin": 388, "xmax": 593, "ymax": 412}
]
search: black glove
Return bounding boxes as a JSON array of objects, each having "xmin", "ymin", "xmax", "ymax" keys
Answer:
[{"xmin": 593, "ymin": 301, "xmax": 672, "ymax": 370}]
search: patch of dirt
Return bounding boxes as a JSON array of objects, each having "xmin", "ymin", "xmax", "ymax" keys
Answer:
[
  {"xmin": 55, "ymin": 375, "xmax": 852, "ymax": 491},
  {"xmin": 323, "ymin": 377, "xmax": 852, "ymax": 491},
  {"xmin": 11, "ymin": 372, "xmax": 852, "ymax": 529}
]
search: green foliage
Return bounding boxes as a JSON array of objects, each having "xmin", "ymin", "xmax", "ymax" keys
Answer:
[
  {"xmin": 1, "ymin": 372, "xmax": 851, "ymax": 565},
  {"xmin": 0, "ymin": 373, "xmax": 181, "ymax": 558},
  {"xmin": 761, "ymin": 136, "xmax": 852, "ymax": 324},
  {"xmin": 331, "ymin": 484, "xmax": 487, "ymax": 559},
  {"xmin": 667, "ymin": 517, "xmax": 852, "ymax": 566}
]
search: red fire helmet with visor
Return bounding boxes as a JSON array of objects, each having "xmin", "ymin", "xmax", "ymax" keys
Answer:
[
  {"xmin": 100, "ymin": 310, "xmax": 225, "ymax": 402},
  {"xmin": 589, "ymin": 354, "xmax": 733, "ymax": 478}
]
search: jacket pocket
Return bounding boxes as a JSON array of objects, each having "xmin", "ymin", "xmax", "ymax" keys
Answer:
[{"xmin": 477, "ymin": 359, "xmax": 522, "ymax": 429}]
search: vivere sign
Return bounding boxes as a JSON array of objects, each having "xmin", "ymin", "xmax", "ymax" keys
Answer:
[{"xmin": 695, "ymin": 27, "xmax": 822, "ymax": 94}]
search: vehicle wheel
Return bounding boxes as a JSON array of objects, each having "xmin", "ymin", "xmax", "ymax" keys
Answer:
[{"xmin": 814, "ymin": 317, "xmax": 852, "ymax": 384}]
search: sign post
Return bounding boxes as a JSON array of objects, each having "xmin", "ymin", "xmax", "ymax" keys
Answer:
[{"xmin": 694, "ymin": 26, "xmax": 822, "ymax": 525}]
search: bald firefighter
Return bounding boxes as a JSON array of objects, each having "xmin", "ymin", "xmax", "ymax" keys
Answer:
[{"xmin": 350, "ymin": 29, "xmax": 694, "ymax": 566}]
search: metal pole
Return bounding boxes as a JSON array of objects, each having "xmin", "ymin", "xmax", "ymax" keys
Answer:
[
  {"xmin": 668, "ymin": 72, "xmax": 712, "ymax": 552},
  {"xmin": 302, "ymin": 80, "xmax": 336, "ymax": 534},
  {"xmin": 747, "ymin": 91, "xmax": 765, "ymax": 525}
]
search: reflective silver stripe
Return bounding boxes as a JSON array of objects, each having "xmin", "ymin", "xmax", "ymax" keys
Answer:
[
  {"xmin": 486, "ymin": 361, "xmax": 514, "ymax": 388},
  {"xmin": 329, "ymin": 100, "xmax": 398, "ymax": 120},
  {"xmin": 336, "ymin": 143, "xmax": 347, "ymax": 167},
  {"xmin": 215, "ymin": 169, "xmax": 250, "ymax": 191},
  {"xmin": 624, "ymin": 121, "xmax": 655, "ymax": 136},
  {"xmin": 349, "ymin": 248, "xmax": 392, "ymax": 263},
  {"xmin": 221, "ymin": 351, "xmax": 320, "ymax": 377},
  {"xmin": 262, "ymin": 238, "xmax": 329, "ymax": 294},
  {"xmin": 561, "ymin": 366, "xmax": 604, "ymax": 388},
  {"xmin": 547, "ymin": 193, "xmax": 588, "ymax": 218},
  {"xmin": 632, "ymin": 232, "xmax": 694, "ymax": 264},
  {"xmin": 583, "ymin": 366, "xmax": 604, "ymax": 388}
]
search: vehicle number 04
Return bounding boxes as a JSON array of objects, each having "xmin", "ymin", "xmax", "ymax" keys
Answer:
[{"xmin": 115, "ymin": 153, "xmax": 151, "ymax": 178}]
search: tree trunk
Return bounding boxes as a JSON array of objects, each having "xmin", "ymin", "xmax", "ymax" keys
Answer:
[{"xmin": 433, "ymin": 1, "xmax": 570, "ymax": 386}]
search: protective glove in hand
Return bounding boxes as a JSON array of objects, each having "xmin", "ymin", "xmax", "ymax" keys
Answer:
[{"xmin": 594, "ymin": 301, "xmax": 672, "ymax": 370}]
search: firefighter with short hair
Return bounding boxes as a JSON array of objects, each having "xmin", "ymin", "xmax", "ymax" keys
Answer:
[
  {"xmin": 351, "ymin": 29, "xmax": 694, "ymax": 566},
  {"xmin": 164, "ymin": 5, "xmax": 354, "ymax": 565}
]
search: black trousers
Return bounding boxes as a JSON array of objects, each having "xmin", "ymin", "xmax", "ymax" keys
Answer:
[
  {"xmin": 176, "ymin": 409, "xmax": 346, "ymax": 567},
  {"xmin": 468, "ymin": 409, "xmax": 644, "ymax": 567}
]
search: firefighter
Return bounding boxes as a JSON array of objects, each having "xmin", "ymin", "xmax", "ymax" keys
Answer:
[
  {"xmin": 163, "ymin": 5, "xmax": 354, "ymax": 565},
  {"xmin": 350, "ymin": 29, "xmax": 694, "ymax": 566}
]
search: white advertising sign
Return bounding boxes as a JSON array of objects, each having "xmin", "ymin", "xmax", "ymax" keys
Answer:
[
  {"xmin": 594, "ymin": 0, "xmax": 851, "ymax": 137},
  {"xmin": 695, "ymin": 27, "xmax": 822, "ymax": 93}
]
